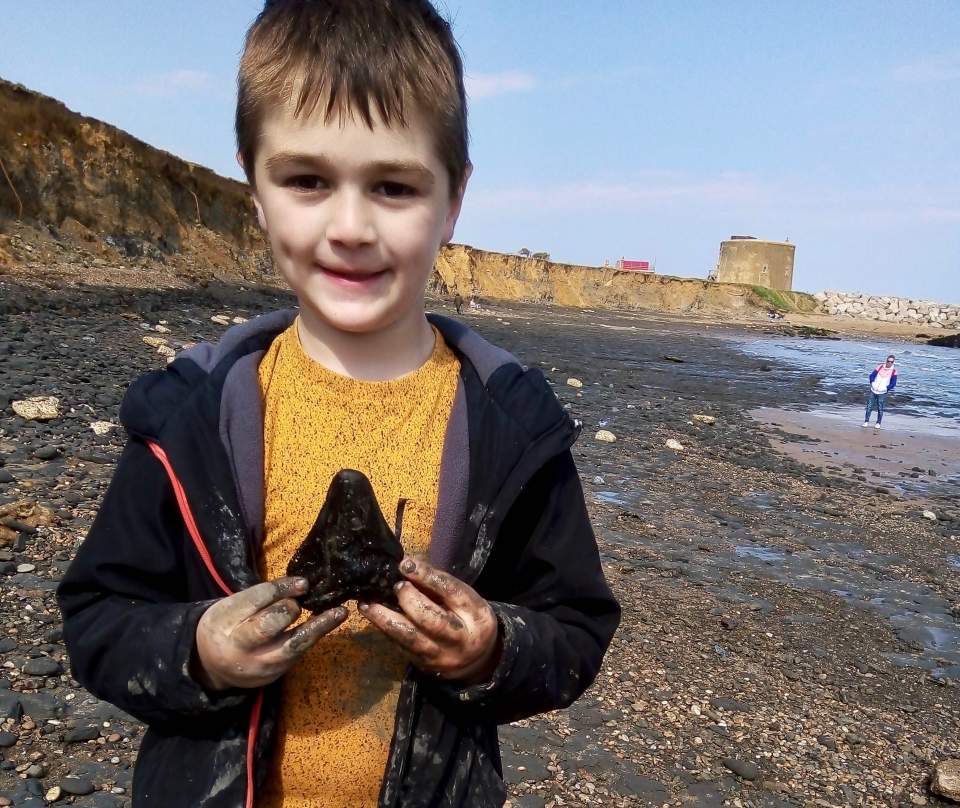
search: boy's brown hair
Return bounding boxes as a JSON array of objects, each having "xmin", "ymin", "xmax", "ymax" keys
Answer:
[{"xmin": 236, "ymin": 0, "xmax": 469, "ymax": 195}]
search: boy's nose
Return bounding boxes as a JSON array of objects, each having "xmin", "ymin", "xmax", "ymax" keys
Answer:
[{"xmin": 325, "ymin": 190, "xmax": 376, "ymax": 247}]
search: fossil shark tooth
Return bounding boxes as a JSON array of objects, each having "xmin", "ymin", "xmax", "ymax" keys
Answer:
[{"xmin": 287, "ymin": 469, "xmax": 406, "ymax": 612}]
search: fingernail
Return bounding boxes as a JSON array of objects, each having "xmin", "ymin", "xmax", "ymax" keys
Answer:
[
  {"xmin": 401, "ymin": 559, "xmax": 416, "ymax": 574},
  {"xmin": 358, "ymin": 602, "xmax": 369, "ymax": 613},
  {"xmin": 293, "ymin": 577, "xmax": 308, "ymax": 592},
  {"xmin": 394, "ymin": 581, "xmax": 406, "ymax": 592}
]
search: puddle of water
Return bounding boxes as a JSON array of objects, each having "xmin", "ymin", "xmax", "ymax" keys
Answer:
[{"xmin": 735, "ymin": 545, "xmax": 786, "ymax": 563}]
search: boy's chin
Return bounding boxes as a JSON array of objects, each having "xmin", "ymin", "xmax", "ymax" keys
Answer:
[{"xmin": 306, "ymin": 302, "xmax": 419, "ymax": 337}]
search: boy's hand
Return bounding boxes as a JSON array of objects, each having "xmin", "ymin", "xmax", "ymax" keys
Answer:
[
  {"xmin": 193, "ymin": 577, "xmax": 347, "ymax": 691},
  {"xmin": 359, "ymin": 556, "xmax": 501, "ymax": 685}
]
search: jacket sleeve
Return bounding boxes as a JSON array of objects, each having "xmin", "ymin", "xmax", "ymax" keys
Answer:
[
  {"xmin": 435, "ymin": 449, "xmax": 620, "ymax": 724},
  {"xmin": 888, "ymin": 372, "xmax": 897, "ymax": 391},
  {"xmin": 869, "ymin": 369, "xmax": 878, "ymax": 382},
  {"xmin": 57, "ymin": 439, "xmax": 248, "ymax": 728}
]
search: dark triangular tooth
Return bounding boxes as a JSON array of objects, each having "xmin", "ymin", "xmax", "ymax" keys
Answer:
[{"xmin": 287, "ymin": 469, "xmax": 405, "ymax": 612}]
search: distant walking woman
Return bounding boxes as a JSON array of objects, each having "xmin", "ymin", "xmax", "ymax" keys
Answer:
[{"xmin": 862, "ymin": 354, "xmax": 898, "ymax": 429}]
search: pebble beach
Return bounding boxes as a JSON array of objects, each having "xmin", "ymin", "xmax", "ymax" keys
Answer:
[{"xmin": 0, "ymin": 280, "xmax": 958, "ymax": 807}]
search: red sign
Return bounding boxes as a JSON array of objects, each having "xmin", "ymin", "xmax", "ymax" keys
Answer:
[{"xmin": 616, "ymin": 259, "xmax": 652, "ymax": 271}]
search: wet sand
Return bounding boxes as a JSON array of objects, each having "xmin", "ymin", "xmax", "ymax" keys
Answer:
[
  {"xmin": 0, "ymin": 283, "xmax": 958, "ymax": 808},
  {"xmin": 750, "ymin": 406, "xmax": 960, "ymax": 498}
]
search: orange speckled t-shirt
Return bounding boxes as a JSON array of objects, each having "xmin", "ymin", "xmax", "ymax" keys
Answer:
[{"xmin": 257, "ymin": 319, "xmax": 460, "ymax": 808}]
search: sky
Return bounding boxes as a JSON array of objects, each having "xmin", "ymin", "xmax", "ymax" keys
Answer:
[{"xmin": 1, "ymin": 1, "xmax": 958, "ymax": 302}]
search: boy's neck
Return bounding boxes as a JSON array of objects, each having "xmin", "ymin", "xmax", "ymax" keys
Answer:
[{"xmin": 296, "ymin": 310, "xmax": 437, "ymax": 381}]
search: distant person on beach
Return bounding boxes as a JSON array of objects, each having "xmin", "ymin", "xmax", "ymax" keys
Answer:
[
  {"xmin": 453, "ymin": 291, "xmax": 463, "ymax": 314},
  {"xmin": 862, "ymin": 354, "xmax": 898, "ymax": 429}
]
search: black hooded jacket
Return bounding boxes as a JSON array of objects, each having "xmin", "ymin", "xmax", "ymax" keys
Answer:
[{"xmin": 58, "ymin": 311, "xmax": 620, "ymax": 808}]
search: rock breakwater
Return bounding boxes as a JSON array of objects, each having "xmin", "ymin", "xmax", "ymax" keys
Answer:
[{"xmin": 817, "ymin": 291, "xmax": 960, "ymax": 330}]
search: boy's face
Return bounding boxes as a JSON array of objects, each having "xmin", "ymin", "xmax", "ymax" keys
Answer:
[{"xmin": 249, "ymin": 100, "xmax": 468, "ymax": 339}]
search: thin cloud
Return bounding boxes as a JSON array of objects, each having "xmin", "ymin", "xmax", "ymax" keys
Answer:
[
  {"xmin": 465, "ymin": 71, "xmax": 537, "ymax": 99},
  {"xmin": 129, "ymin": 69, "xmax": 220, "ymax": 98},
  {"xmin": 892, "ymin": 53, "xmax": 960, "ymax": 83}
]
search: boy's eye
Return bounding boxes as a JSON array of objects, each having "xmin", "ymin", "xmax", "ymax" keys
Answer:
[
  {"xmin": 376, "ymin": 181, "xmax": 416, "ymax": 198},
  {"xmin": 287, "ymin": 175, "xmax": 326, "ymax": 191}
]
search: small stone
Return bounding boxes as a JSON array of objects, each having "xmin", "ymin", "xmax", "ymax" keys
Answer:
[
  {"xmin": 665, "ymin": 438, "xmax": 684, "ymax": 451},
  {"xmin": 90, "ymin": 421, "xmax": 118, "ymax": 436},
  {"xmin": 817, "ymin": 734, "xmax": 838, "ymax": 751},
  {"xmin": 721, "ymin": 757, "xmax": 759, "ymax": 781},
  {"xmin": 33, "ymin": 446, "xmax": 61, "ymax": 461},
  {"xmin": 595, "ymin": 430, "xmax": 616, "ymax": 443},
  {"xmin": 44, "ymin": 786, "xmax": 62, "ymax": 802},
  {"xmin": 592, "ymin": 476, "xmax": 605, "ymax": 484},
  {"xmin": 156, "ymin": 344, "xmax": 176, "ymax": 358},
  {"xmin": 27, "ymin": 763, "xmax": 46, "ymax": 778},
  {"xmin": 16, "ymin": 563, "xmax": 36, "ymax": 573},
  {"xmin": 0, "ymin": 730, "xmax": 16, "ymax": 747},
  {"xmin": 141, "ymin": 336, "xmax": 167, "ymax": 349},
  {"xmin": 64, "ymin": 725, "xmax": 100, "ymax": 743},
  {"xmin": 692, "ymin": 414, "xmax": 716, "ymax": 425},
  {"xmin": 922, "ymin": 510, "xmax": 937, "ymax": 521},
  {"xmin": 930, "ymin": 759, "xmax": 960, "ymax": 802},
  {"xmin": 566, "ymin": 378, "xmax": 583, "ymax": 388},
  {"xmin": 211, "ymin": 314, "xmax": 232, "ymax": 325},
  {"xmin": 22, "ymin": 658, "xmax": 61, "ymax": 677},
  {"xmin": 59, "ymin": 777, "xmax": 95, "ymax": 797},
  {"xmin": 154, "ymin": 324, "xmax": 171, "ymax": 333},
  {"xmin": 232, "ymin": 316, "xmax": 248, "ymax": 324},
  {"xmin": 12, "ymin": 397, "xmax": 61, "ymax": 421}
]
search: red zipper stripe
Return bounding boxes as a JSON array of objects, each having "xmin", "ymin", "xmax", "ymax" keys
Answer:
[{"xmin": 147, "ymin": 440, "xmax": 263, "ymax": 808}]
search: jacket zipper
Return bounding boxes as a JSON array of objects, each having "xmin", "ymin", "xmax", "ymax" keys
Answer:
[
  {"xmin": 382, "ymin": 421, "xmax": 578, "ymax": 806},
  {"xmin": 147, "ymin": 440, "xmax": 263, "ymax": 808}
]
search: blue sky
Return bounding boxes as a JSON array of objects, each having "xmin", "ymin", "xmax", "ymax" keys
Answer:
[{"xmin": 1, "ymin": 1, "xmax": 957, "ymax": 301}]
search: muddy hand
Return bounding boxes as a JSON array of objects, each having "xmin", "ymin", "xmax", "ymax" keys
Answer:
[
  {"xmin": 359, "ymin": 556, "xmax": 501, "ymax": 684},
  {"xmin": 193, "ymin": 577, "xmax": 347, "ymax": 690}
]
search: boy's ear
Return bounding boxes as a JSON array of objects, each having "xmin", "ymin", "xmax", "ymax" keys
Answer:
[
  {"xmin": 442, "ymin": 163, "xmax": 473, "ymax": 245},
  {"xmin": 251, "ymin": 194, "xmax": 267, "ymax": 231}
]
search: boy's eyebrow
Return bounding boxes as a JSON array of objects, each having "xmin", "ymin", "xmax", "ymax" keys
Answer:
[{"xmin": 263, "ymin": 151, "xmax": 435, "ymax": 181}]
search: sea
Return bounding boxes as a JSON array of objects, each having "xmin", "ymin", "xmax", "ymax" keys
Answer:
[{"xmin": 730, "ymin": 334, "xmax": 960, "ymax": 429}]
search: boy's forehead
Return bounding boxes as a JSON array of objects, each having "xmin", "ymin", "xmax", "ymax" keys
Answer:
[{"xmin": 257, "ymin": 96, "xmax": 442, "ymax": 169}]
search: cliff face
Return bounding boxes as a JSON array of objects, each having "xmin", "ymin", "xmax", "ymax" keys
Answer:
[
  {"xmin": 0, "ymin": 77, "xmax": 816, "ymax": 318},
  {"xmin": 434, "ymin": 244, "xmax": 817, "ymax": 316},
  {"xmin": 0, "ymin": 78, "xmax": 262, "ymax": 261}
]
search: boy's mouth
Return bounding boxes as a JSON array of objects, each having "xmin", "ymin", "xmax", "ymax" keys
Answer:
[{"xmin": 320, "ymin": 265, "xmax": 389, "ymax": 287}]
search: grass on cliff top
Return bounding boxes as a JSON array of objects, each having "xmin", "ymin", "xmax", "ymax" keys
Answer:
[{"xmin": 750, "ymin": 285, "xmax": 818, "ymax": 313}]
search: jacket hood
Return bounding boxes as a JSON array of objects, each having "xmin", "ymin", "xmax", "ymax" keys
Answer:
[{"xmin": 119, "ymin": 309, "xmax": 576, "ymax": 447}]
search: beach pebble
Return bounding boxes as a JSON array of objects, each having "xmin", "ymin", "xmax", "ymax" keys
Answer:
[
  {"xmin": 141, "ymin": 336, "xmax": 167, "ymax": 349},
  {"xmin": 22, "ymin": 658, "xmax": 61, "ymax": 677},
  {"xmin": 930, "ymin": 759, "xmax": 960, "ymax": 801},
  {"xmin": 11, "ymin": 397, "xmax": 60, "ymax": 421},
  {"xmin": 211, "ymin": 314, "xmax": 232, "ymax": 325},
  {"xmin": 16, "ymin": 563, "xmax": 36, "ymax": 573},
  {"xmin": 722, "ymin": 757, "xmax": 759, "ymax": 780},
  {"xmin": 90, "ymin": 421, "xmax": 118, "ymax": 436},
  {"xmin": 232, "ymin": 316, "xmax": 248, "ymax": 324},
  {"xmin": 566, "ymin": 378, "xmax": 583, "ymax": 388},
  {"xmin": 44, "ymin": 786, "xmax": 61, "ymax": 802},
  {"xmin": 692, "ymin": 414, "xmax": 716, "ymax": 425},
  {"xmin": 595, "ymin": 430, "xmax": 616, "ymax": 443},
  {"xmin": 921, "ymin": 510, "xmax": 937, "ymax": 521},
  {"xmin": 154, "ymin": 324, "xmax": 171, "ymax": 333},
  {"xmin": 665, "ymin": 438, "xmax": 684, "ymax": 451},
  {"xmin": 59, "ymin": 777, "xmax": 95, "ymax": 797}
]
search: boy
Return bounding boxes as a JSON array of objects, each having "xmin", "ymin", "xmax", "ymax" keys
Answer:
[
  {"xmin": 58, "ymin": 2, "xmax": 620, "ymax": 807},
  {"xmin": 862, "ymin": 354, "xmax": 897, "ymax": 429}
]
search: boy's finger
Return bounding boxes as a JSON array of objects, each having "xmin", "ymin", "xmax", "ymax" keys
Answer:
[
  {"xmin": 399, "ymin": 557, "xmax": 473, "ymax": 611},
  {"xmin": 273, "ymin": 607, "xmax": 348, "ymax": 659},
  {"xmin": 360, "ymin": 603, "xmax": 441, "ymax": 660},
  {"xmin": 232, "ymin": 598, "xmax": 302, "ymax": 650},
  {"xmin": 394, "ymin": 581, "xmax": 465, "ymax": 641},
  {"xmin": 226, "ymin": 577, "xmax": 308, "ymax": 623}
]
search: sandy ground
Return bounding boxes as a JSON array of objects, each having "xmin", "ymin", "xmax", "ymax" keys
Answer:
[{"xmin": 749, "ymin": 406, "xmax": 960, "ymax": 498}]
